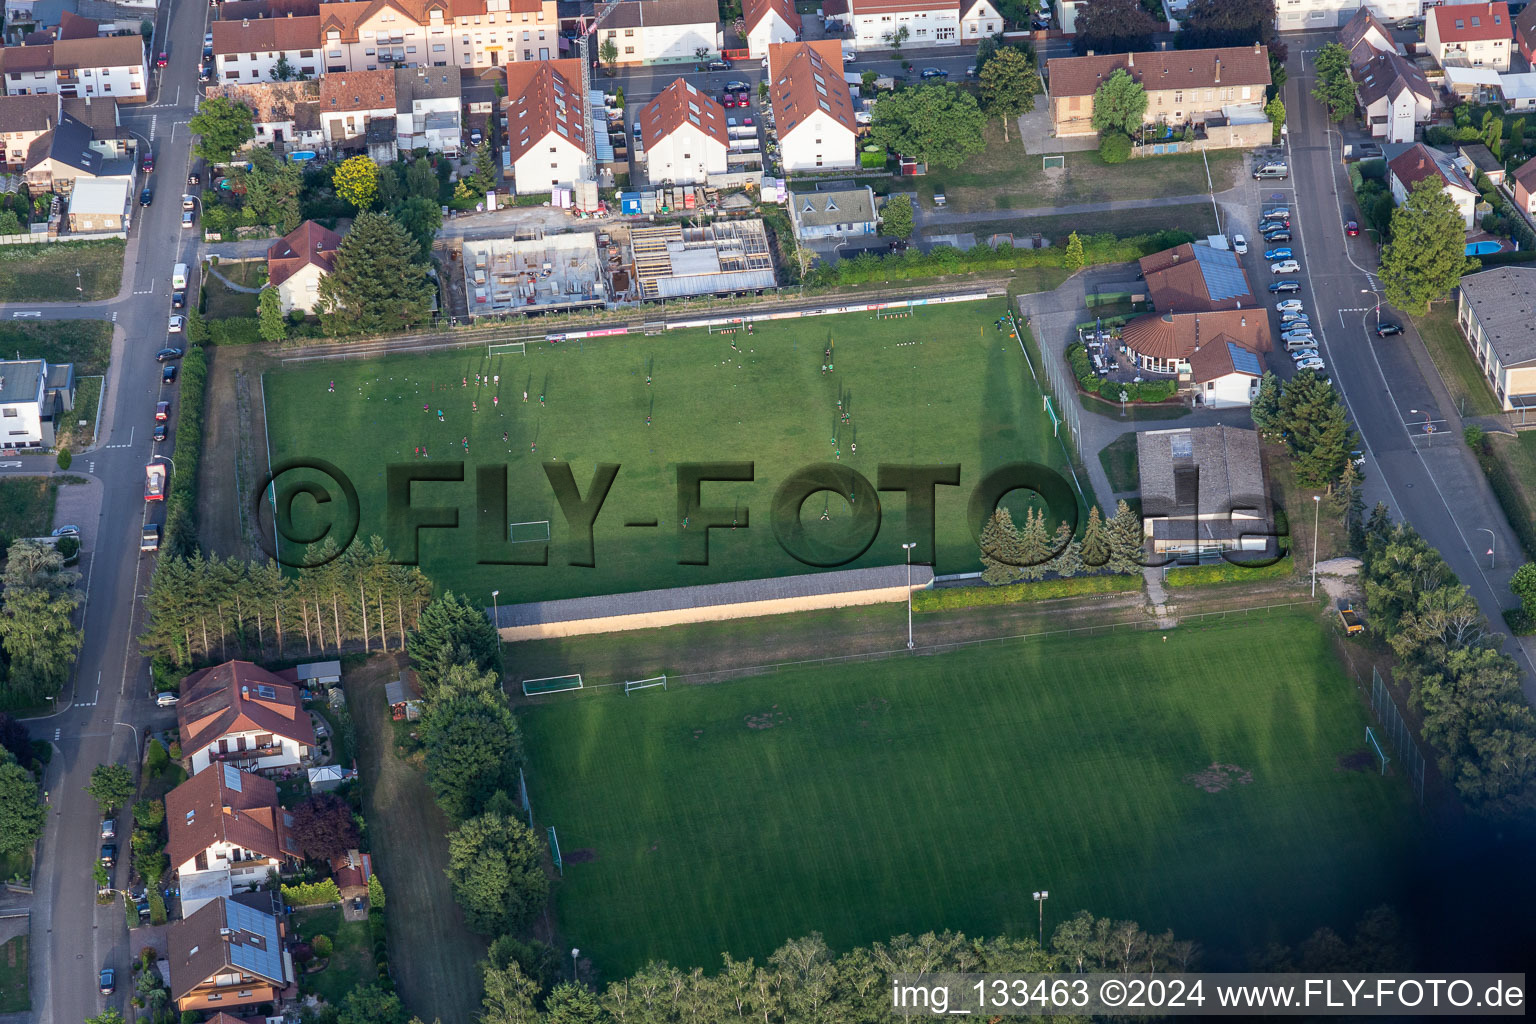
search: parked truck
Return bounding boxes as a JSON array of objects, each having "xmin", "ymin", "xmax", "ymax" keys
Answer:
[
  {"xmin": 144, "ymin": 463, "xmax": 166, "ymax": 502},
  {"xmin": 1338, "ymin": 604, "xmax": 1364, "ymax": 636}
]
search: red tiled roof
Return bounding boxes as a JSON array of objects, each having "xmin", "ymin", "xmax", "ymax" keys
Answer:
[
  {"xmin": 744, "ymin": 0, "xmax": 801, "ymax": 33},
  {"xmin": 1388, "ymin": 142, "xmax": 1476, "ymax": 196},
  {"xmin": 319, "ymin": 68, "xmax": 396, "ymax": 112},
  {"xmin": 640, "ymin": 77, "xmax": 728, "ymax": 150},
  {"xmin": 56, "ymin": 12, "xmax": 99, "ymax": 40},
  {"xmin": 177, "ymin": 660, "xmax": 315, "ymax": 759},
  {"xmin": 0, "ymin": 35, "xmax": 144, "ymax": 75},
  {"xmin": 211, "ymin": 15, "xmax": 323, "ymax": 55},
  {"xmin": 503, "ymin": 58, "xmax": 585, "ymax": 162},
  {"xmin": 330, "ymin": 849, "xmax": 372, "ymax": 892},
  {"xmin": 1513, "ymin": 154, "xmax": 1536, "ymax": 192},
  {"xmin": 851, "ymin": 0, "xmax": 955, "ymax": 13},
  {"xmin": 267, "ymin": 219, "xmax": 341, "ymax": 288},
  {"xmin": 1187, "ymin": 337, "xmax": 1263, "ymax": 383},
  {"xmin": 1121, "ymin": 309, "xmax": 1272, "ymax": 362},
  {"xmin": 767, "ymin": 40, "xmax": 855, "ymax": 140},
  {"xmin": 1138, "ymin": 243, "xmax": 1256, "ymax": 313},
  {"xmin": 166, "ymin": 764, "xmax": 299, "ymax": 872},
  {"xmin": 1430, "ymin": 1, "xmax": 1510, "ymax": 42},
  {"xmin": 1046, "ymin": 43, "xmax": 1270, "ymax": 100}
]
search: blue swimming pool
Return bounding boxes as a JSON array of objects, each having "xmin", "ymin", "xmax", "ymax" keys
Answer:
[
  {"xmin": 289, "ymin": 151, "xmax": 317, "ymax": 162},
  {"xmin": 1466, "ymin": 240, "xmax": 1502, "ymax": 255}
]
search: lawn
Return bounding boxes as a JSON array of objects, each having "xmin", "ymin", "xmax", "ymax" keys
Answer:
[
  {"xmin": 0, "ymin": 240, "xmax": 124, "ymax": 301},
  {"xmin": 915, "ymin": 123, "xmax": 1241, "ymax": 213},
  {"xmin": 1411, "ymin": 304, "xmax": 1502, "ymax": 418},
  {"xmin": 203, "ymin": 258, "xmax": 265, "ymax": 320},
  {"xmin": 0, "ymin": 935, "xmax": 27, "ymax": 1013},
  {"xmin": 0, "ymin": 477, "xmax": 59, "ymax": 551},
  {"xmin": 995, "ymin": 202, "xmax": 1220, "ymax": 245},
  {"xmin": 0, "ymin": 320, "xmax": 112, "ymax": 375},
  {"xmin": 1097, "ymin": 432, "xmax": 1140, "ymax": 494},
  {"xmin": 520, "ymin": 609, "xmax": 1424, "ymax": 976},
  {"xmin": 292, "ymin": 906, "xmax": 374, "ymax": 1007},
  {"xmin": 1486, "ymin": 430, "xmax": 1536, "ymax": 558},
  {"xmin": 57, "ymin": 375, "xmax": 101, "ymax": 452},
  {"xmin": 265, "ymin": 301, "xmax": 1091, "ymax": 602}
]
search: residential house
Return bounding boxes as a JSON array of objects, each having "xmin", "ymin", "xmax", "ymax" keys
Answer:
[
  {"xmin": 1388, "ymin": 142, "xmax": 1479, "ymax": 229},
  {"xmin": 1136, "ymin": 426, "xmax": 1272, "ymax": 559},
  {"xmin": 1187, "ymin": 339, "xmax": 1265, "ymax": 408},
  {"xmin": 1511, "ymin": 154, "xmax": 1536, "ymax": 213},
  {"xmin": 0, "ymin": 358, "xmax": 73, "ymax": 449},
  {"xmin": 1119, "ymin": 307, "xmax": 1272, "ymax": 380},
  {"xmin": 1278, "ymin": 0, "xmax": 1418, "ymax": 32},
  {"xmin": 176, "ymin": 660, "xmax": 316, "ymax": 775},
  {"xmin": 1455, "ymin": 141, "xmax": 1504, "ymax": 186},
  {"xmin": 64, "ymin": 174, "xmax": 127, "ymax": 230},
  {"xmin": 1339, "ymin": 6, "xmax": 1396, "ymax": 66},
  {"xmin": 23, "ymin": 110, "xmax": 111, "ymax": 192},
  {"xmin": 1353, "ymin": 50, "xmax": 1432, "ymax": 143},
  {"xmin": 167, "ymin": 892, "xmax": 293, "ymax": 1014},
  {"xmin": 1425, "ymin": 2, "xmax": 1511, "ymax": 71},
  {"xmin": 1456, "ymin": 266, "xmax": 1536, "ymax": 417},
  {"xmin": 959, "ymin": 0, "xmax": 1002, "ymax": 42},
  {"xmin": 1045, "ymin": 44, "xmax": 1272, "ymax": 144},
  {"xmin": 331, "ymin": 849, "xmax": 372, "ymax": 904},
  {"xmin": 316, "ymin": 0, "xmax": 559, "ymax": 73},
  {"xmin": 221, "ymin": 0, "xmax": 324, "ymax": 19},
  {"xmin": 204, "ymin": 81, "xmax": 323, "ymax": 150},
  {"xmin": 0, "ymin": 35, "xmax": 147, "ymax": 100},
  {"xmin": 595, "ymin": 0, "xmax": 718, "ymax": 66},
  {"xmin": 1055, "ymin": 0, "xmax": 1082, "ymax": 34},
  {"xmin": 0, "ymin": 93, "xmax": 57, "ymax": 168},
  {"xmin": 639, "ymin": 77, "xmax": 727, "ymax": 184},
  {"xmin": 786, "ymin": 185, "xmax": 878, "ymax": 240},
  {"xmin": 766, "ymin": 41, "xmax": 856, "ymax": 172},
  {"xmin": 394, "ymin": 65, "xmax": 461, "ymax": 155},
  {"xmin": 743, "ymin": 0, "xmax": 800, "ymax": 58},
  {"xmin": 1517, "ymin": 1, "xmax": 1536, "ymax": 65},
  {"xmin": 1139, "ymin": 241, "xmax": 1258, "ymax": 313},
  {"xmin": 166, "ymin": 764, "xmax": 301, "ymax": 915},
  {"xmin": 211, "ymin": 16, "xmax": 323, "ymax": 83},
  {"xmin": 318, "ymin": 68, "xmax": 396, "ymax": 151},
  {"xmin": 503, "ymin": 58, "xmax": 587, "ymax": 190},
  {"xmin": 848, "ymin": 0, "xmax": 960, "ymax": 51},
  {"xmin": 267, "ymin": 219, "xmax": 341, "ymax": 313},
  {"xmin": 61, "ymin": 95, "xmax": 126, "ymax": 157}
]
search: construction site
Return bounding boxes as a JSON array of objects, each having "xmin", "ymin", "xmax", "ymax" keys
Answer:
[{"xmin": 460, "ymin": 232, "xmax": 611, "ymax": 315}]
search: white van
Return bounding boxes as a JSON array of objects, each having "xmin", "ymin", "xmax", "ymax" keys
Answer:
[
  {"xmin": 1285, "ymin": 335, "xmax": 1316, "ymax": 351},
  {"xmin": 172, "ymin": 262, "xmax": 187, "ymax": 290}
]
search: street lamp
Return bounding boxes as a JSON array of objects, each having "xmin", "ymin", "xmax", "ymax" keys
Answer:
[
  {"xmin": 571, "ymin": 947, "xmax": 580, "ymax": 982},
  {"xmin": 1033, "ymin": 890, "xmax": 1049, "ymax": 947},
  {"xmin": 1477, "ymin": 528, "xmax": 1496, "ymax": 569},
  {"xmin": 151, "ymin": 454, "xmax": 175, "ymax": 474},
  {"xmin": 901, "ymin": 542, "xmax": 916, "ymax": 650},
  {"xmin": 490, "ymin": 590, "xmax": 506, "ymax": 678},
  {"xmin": 1310, "ymin": 494, "xmax": 1322, "ymax": 598},
  {"xmin": 1410, "ymin": 409, "xmax": 1433, "ymax": 446},
  {"xmin": 1360, "ymin": 288, "xmax": 1380, "ymax": 327}
]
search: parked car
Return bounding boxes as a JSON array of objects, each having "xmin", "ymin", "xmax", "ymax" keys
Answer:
[
  {"xmin": 1276, "ymin": 298, "xmax": 1305, "ymax": 312},
  {"xmin": 1289, "ymin": 348, "xmax": 1320, "ymax": 362},
  {"xmin": 720, "ymin": 94, "xmax": 737, "ymax": 108},
  {"xmin": 100, "ymin": 818, "xmax": 116, "ymax": 839},
  {"xmin": 1375, "ymin": 322, "xmax": 1403, "ymax": 337},
  {"xmin": 1280, "ymin": 312, "xmax": 1310, "ymax": 325},
  {"xmin": 155, "ymin": 52, "xmax": 168, "ymax": 67},
  {"xmin": 100, "ymin": 844, "xmax": 116, "ymax": 867},
  {"xmin": 162, "ymin": 364, "xmax": 178, "ymax": 384},
  {"xmin": 155, "ymin": 401, "xmax": 170, "ymax": 422},
  {"xmin": 1263, "ymin": 207, "xmax": 1290, "ymax": 219},
  {"xmin": 1253, "ymin": 164, "xmax": 1289, "ymax": 179},
  {"xmin": 139, "ymin": 188, "xmax": 152, "ymax": 206},
  {"xmin": 843, "ymin": 51, "xmax": 857, "ymax": 63},
  {"xmin": 156, "ymin": 346, "xmax": 183, "ymax": 361},
  {"xmin": 153, "ymin": 421, "xmax": 167, "ymax": 442},
  {"xmin": 725, "ymin": 80, "xmax": 749, "ymax": 92},
  {"xmin": 155, "ymin": 691, "xmax": 179, "ymax": 707},
  {"xmin": 181, "ymin": 210, "xmax": 194, "ymax": 229},
  {"xmin": 1270, "ymin": 260, "xmax": 1301, "ymax": 274},
  {"xmin": 1260, "ymin": 216, "xmax": 1289, "ymax": 230},
  {"xmin": 1295, "ymin": 356, "xmax": 1326, "ymax": 372},
  {"xmin": 1268, "ymin": 280, "xmax": 1301, "ymax": 293},
  {"xmin": 920, "ymin": 68, "xmax": 948, "ymax": 78},
  {"xmin": 142, "ymin": 152, "xmax": 154, "ymax": 173},
  {"xmin": 99, "ymin": 968, "xmax": 115, "ymax": 995},
  {"xmin": 1281, "ymin": 327, "xmax": 1315, "ymax": 341},
  {"xmin": 1232, "ymin": 233, "xmax": 1247, "ymax": 254},
  {"xmin": 1264, "ymin": 247, "xmax": 1292, "ymax": 261},
  {"xmin": 706, "ymin": 59, "xmax": 730, "ymax": 71},
  {"xmin": 172, "ymin": 291, "xmax": 185, "ymax": 309},
  {"xmin": 1285, "ymin": 337, "xmax": 1317, "ymax": 352},
  {"xmin": 52, "ymin": 524, "xmax": 79, "ymax": 537},
  {"xmin": 1263, "ymin": 230, "xmax": 1292, "ymax": 242},
  {"xmin": 168, "ymin": 315, "xmax": 185, "ymax": 333},
  {"xmin": 1346, "ymin": 221, "xmax": 1360, "ymax": 236}
]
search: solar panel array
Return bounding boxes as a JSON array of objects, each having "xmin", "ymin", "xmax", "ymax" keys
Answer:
[
  {"xmin": 1192, "ymin": 245, "xmax": 1250, "ymax": 302},
  {"xmin": 224, "ymin": 899, "xmax": 283, "ymax": 982},
  {"xmin": 222, "ymin": 764, "xmax": 243, "ymax": 792},
  {"xmin": 1228, "ymin": 342, "xmax": 1263, "ymax": 376}
]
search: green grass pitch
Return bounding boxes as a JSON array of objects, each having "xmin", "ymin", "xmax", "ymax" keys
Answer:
[
  {"xmin": 262, "ymin": 301, "xmax": 1085, "ymax": 602},
  {"xmin": 518, "ymin": 610, "xmax": 1424, "ymax": 975}
]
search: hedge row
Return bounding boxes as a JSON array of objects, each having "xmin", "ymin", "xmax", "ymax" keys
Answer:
[
  {"xmin": 282, "ymin": 879, "xmax": 342, "ymax": 906},
  {"xmin": 162, "ymin": 345, "xmax": 207, "ymax": 559},
  {"xmin": 1472, "ymin": 443, "xmax": 1536, "ymax": 562},
  {"xmin": 806, "ymin": 230, "xmax": 1197, "ymax": 288},
  {"xmin": 208, "ymin": 317, "xmax": 263, "ymax": 346},
  {"xmin": 1066, "ymin": 343, "xmax": 1178, "ymax": 402},
  {"xmin": 912, "ymin": 573, "xmax": 1141, "ymax": 612},
  {"xmin": 1163, "ymin": 555, "xmax": 1295, "ymax": 588}
]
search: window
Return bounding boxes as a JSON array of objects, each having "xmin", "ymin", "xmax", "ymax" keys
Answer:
[
  {"xmin": 433, "ymin": 43, "xmax": 445, "ymax": 51},
  {"xmin": 624, "ymin": 45, "xmax": 634, "ymax": 53},
  {"xmin": 1, "ymin": 410, "xmax": 14, "ymax": 418}
]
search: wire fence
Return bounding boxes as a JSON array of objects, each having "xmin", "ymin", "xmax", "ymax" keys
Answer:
[{"xmin": 1370, "ymin": 666, "xmax": 1428, "ymax": 804}]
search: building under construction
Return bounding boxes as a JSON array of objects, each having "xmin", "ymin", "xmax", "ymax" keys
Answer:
[
  {"xmin": 629, "ymin": 220, "xmax": 776, "ymax": 300},
  {"xmin": 461, "ymin": 232, "xmax": 608, "ymax": 314}
]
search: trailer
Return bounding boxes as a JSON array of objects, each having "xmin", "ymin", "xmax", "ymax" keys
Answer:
[
  {"xmin": 144, "ymin": 463, "xmax": 166, "ymax": 502},
  {"xmin": 1338, "ymin": 605, "xmax": 1364, "ymax": 636}
]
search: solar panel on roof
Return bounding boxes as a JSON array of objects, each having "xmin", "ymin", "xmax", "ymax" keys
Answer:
[
  {"xmin": 1191, "ymin": 245, "xmax": 1250, "ymax": 302},
  {"xmin": 223, "ymin": 899, "xmax": 283, "ymax": 982},
  {"xmin": 1228, "ymin": 342, "xmax": 1262, "ymax": 376},
  {"xmin": 222, "ymin": 764, "xmax": 243, "ymax": 792}
]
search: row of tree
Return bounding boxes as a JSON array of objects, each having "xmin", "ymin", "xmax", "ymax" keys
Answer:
[
  {"xmin": 0, "ymin": 539, "xmax": 84, "ymax": 706},
  {"xmin": 1360, "ymin": 511, "xmax": 1536, "ymax": 815},
  {"xmin": 0, "ymin": 715, "xmax": 44, "ymax": 875},
  {"xmin": 978, "ymin": 501, "xmax": 1145, "ymax": 585},
  {"xmin": 140, "ymin": 537, "xmax": 434, "ymax": 669},
  {"xmin": 1250, "ymin": 370, "xmax": 1359, "ymax": 490}
]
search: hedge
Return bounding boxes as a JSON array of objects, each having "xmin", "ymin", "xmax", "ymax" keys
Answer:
[
  {"xmin": 282, "ymin": 879, "xmax": 342, "ymax": 906},
  {"xmin": 1473, "ymin": 444, "xmax": 1536, "ymax": 561},
  {"xmin": 1066, "ymin": 343, "xmax": 1178, "ymax": 402},
  {"xmin": 1503, "ymin": 607, "xmax": 1535, "ymax": 635},
  {"xmin": 1163, "ymin": 555, "xmax": 1295, "ymax": 588},
  {"xmin": 912, "ymin": 573, "xmax": 1141, "ymax": 612},
  {"xmin": 162, "ymin": 344, "xmax": 207, "ymax": 559},
  {"xmin": 208, "ymin": 318, "xmax": 262, "ymax": 346}
]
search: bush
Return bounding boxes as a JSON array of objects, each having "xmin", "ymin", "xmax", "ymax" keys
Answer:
[
  {"xmin": 1465, "ymin": 425, "xmax": 1485, "ymax": 449},
  {"xmin": 56, "ymin": 447, "xmax": 71, "ymax": 470},
  {"xmin": 911, "ymin": 573, "xmax": 1140, "ymax": 612},
  {"xmin": 281, "ymin": 878, "xmax": 342, "ymax": 906},
  {"xmin": 1163, "ymin": 555, "xmax": 1295, "ymax": 587},
  {"xmin": 162, "ymin": 345, "xmax": 207, "ymax": 558},
  {"xmin": 312, "ymin": 934, "xmax": 334, "ymax": 958},
  {"xmin": 1098, "ymin": 132, "xmax": 1132, "ymax": 164},
  {"xmin": 859, "ymin": 149, "xmax": 886, "ymax": 169},
  {"xmin": 1472, "ymin": 443, "xmax": 1536, "ymax": 561},
  {"xmin": 207, "ymin": 318, "xmax": 263, "ymax": 346},
  {"xmin": 55, "ymin": 535, "xmax": 79, "ymax": 561},
  {"xmin": 1504, "ymin": 607, "xmax": 1535, "ymax": 634},
  {"xmin": 148, "ymin": 888, "xmax": 166, "ymax": 926}
]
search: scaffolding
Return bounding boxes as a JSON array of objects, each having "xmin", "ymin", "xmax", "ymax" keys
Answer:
[
  {"xmin": 462, "ymin": 232, "xmax": 607, "ymax": 313},
  {"xmin": 629, "ymin": 219, "xmax": 776, "ymax": 300}
]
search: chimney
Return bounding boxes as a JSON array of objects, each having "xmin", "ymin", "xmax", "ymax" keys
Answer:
[
  {"xmin": 1086, "ymin": 49, "xmax": 1094, "ymax": 56},
  {"xmin": 1127, "ymin": 52, "xmax": 1134, "ymax": 67},
  {"xmin": 1254, "ymin": 41, "xmax": 1261, "ymax": 54},
  {"xmin": 1214, "ymin": 57, "xmax": 1221, "ymax": 83},
  {"xmin": 243, "ymin": 18, "xmax": 250, "ymax": 27}
]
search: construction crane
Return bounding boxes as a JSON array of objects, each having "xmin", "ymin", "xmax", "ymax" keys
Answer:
[{"xmin": 578, "ymin": 1, "xmax": 627, "ymax": 181}]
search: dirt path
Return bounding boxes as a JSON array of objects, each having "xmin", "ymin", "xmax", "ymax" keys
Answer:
[{"xmin": 345, "ymin": 655, "xmax": 486, "ymax": 1024}]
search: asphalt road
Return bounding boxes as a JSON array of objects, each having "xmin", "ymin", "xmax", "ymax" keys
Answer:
[
  {"xmin": 1280, "ymin": 33, "xmax": 1536, "ymax": 696},
  {"xmin": 8, "ymin": 0, "xmax": 212, "ymax": 1019}
]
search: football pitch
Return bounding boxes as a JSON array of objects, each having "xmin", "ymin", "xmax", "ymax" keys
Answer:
[
  {"xmin": 518, "ymin": 610, "xmax": 1424, "ymax": 975},
  {"xmin": 261, "ymin": 301, "xmax": 1084, "ymax": 601}
]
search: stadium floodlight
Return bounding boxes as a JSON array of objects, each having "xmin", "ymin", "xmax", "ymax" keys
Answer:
[
  {"xmin": 902, "ymin": 542, "xmax": 917, "ymax": 650},
  {"xmin": 572, "ymin": 948, "xmax": 581, "ymax": 982}
]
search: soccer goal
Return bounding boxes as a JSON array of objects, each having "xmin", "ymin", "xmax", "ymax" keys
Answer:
[
  {"xmin": 1366, "ymin": 726, "xmax": 1391, "ymax": 776},
  {"xmin": 488, "ymin": 341, "xmax": 526, "ymax": 357},
  {"xmin": 547, "ymin": 826, "xmax": 563, "ymax": 875},
  {"xmin": 624, "ymin": 675, "xmax": 667, "ymax": 695},
  {"xmin": 523, "ymin": 673, "xmax": 583, "ymax": 696},
  {"xmin": 509, "ymin": 519, "xmax": 550, "ymax": 543},
  {"xmin": 875, "ymin": 302, "xmax": 912, "ymax": 320},
  {"xmin": 707, "ymin": 320, "xmax": 745, "ymax": 334},
  {"xmin": 1043, "ymin": 154, "xmax": 1065, "ymax": 170}
]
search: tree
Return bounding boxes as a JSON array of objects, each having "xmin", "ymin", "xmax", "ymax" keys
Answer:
[
  {"xmin": 88, "ymin": 763, "xmax": 134, "ymax": 813},
  {"xmin": 977, "ymin": 47, "xmax": 1040, "ymax": 142},
  {"xmin": 1250, "ymin": 370, "xmax": 1282, "ymax": 440},
  {"xmin": 337, "ymin": 986, "xmax": 409, "ymax": 1024},
  {"xmin": 1179, "ymin": 0, "xmax": 1277, "ymax": 49},
  {"xmin": 879, "ymin": 194, "xmax": 914, "ymax": 239},
  {"xmin": 1265, "ymin": 95, "xmax": 1286, "ymax": 143},
  {"xmin": 468, "ymin": 142, "xmax": 497, "ymax": 194},
  {"xmin": 0, "ymin": 576, "xmax": 82, "ymax": 702},
  {"xmin": 480, "ymin": 959, "xmax": 541, "ymax": 1024},
  {"xmin": 240, "ymin": 148, "xmax": 304, "ymax": 233},
  {"xmin": 406, "ymin": 157, "xmax": 440, "ymax": 202},
  {"xmin": 287, "ymin": 791, "xmax": 360, "ymax": 860},
  {"xmin": 1081, "ymin": 505, "xmax": 1111, "ymax": 568},
  {"xmin": 979, "ymin": 507, "xmax": 1022, "ymax": 584},
  {"xmin": 1074, "ymin": 0, "xmax": 1158, "ymax": 55},
  {"xmin": 1098, "ymin": 131, "xmax": 1132, "ymax": 163},
  {"xmin": 1048, "ymin": 520, "xmax": 1083, "ymax": 578},
  {"xmin": 258, "ymin": 287, "xmax": 287, "ymax": 343},
  {"xmin": 316, "ymin": 211, "xmax": 434, "ymax": 335},
  {"xmin": 1063, "ymin": 231, "xmax": 1085, "ymax": 272},
  {"xmin": 544, "ymin": 982, "xmax": 605, "ymax": 1024},
  {"xmin": 885, "ymin": 24, "xmax": 910, "ymax": 58},
  {"xmin": 0, "ymin": 210, "xmax": 22, "ymax": 235},
  {"xmin": 866, "ymin": 85, "xmax": 987, "ymax": 169},
  {"xmin": 1016, "ymin": 507, "xmax": 1052, "ymax": 581},
  {"xmin": 1279, "ymin": 371, "xmax": 1357, "ymax": 489},
  {"xmin": 185, "ymin": 307, "xmax": 209, "ymax": 345},
  {"xmin": 132, "ymin": 798, "xmax": 165, "ymax": 830},
  {"xmin": 423, "ymin": 683, "xmax": 523, "ymax": 822},
  {"xmin": 368, "ymin": 871, "xmax": 386, "ymax": 909},
  {"xmin": 333, "ymin": 155, "xmax": 380, "ymax": 211},
  {"xmin": 445, "ymin": 811, "xmax": 549, "ymax": 934},
  {"xmin": 408, "ymin": 591, "xmax": 501, "ymax": 696},
  {"xmin": 1310, "ymin": 42, "xmax": 1357, "ymax": 123},
  {"xmin": 1381, "ymin": 177, "xmax": 1476, "ymax": 315},
  {"xmin": 0, "ymin": 758, "xmax": 45, "ymax": 860},
  {"xmin": 0, "ymin": 712, "xmax": 32, "ymax": 769},
  {"xmin": 599, "ymin": 37, "xmax": 619, "ymax": 71},
  {"xmin": 85, "ymin": 1011, "xmax": 125, "ymax": 1024},
  {"xmin": 393, "ymin": 195, "xmax": 443, "ymax": 262},
  {"xmin": 312, "ymin": 934, "xmax": 334, "ymax": 958},
  {"xmin": 1090, "ymin": 69, "xmax": 1147, "ymax": 138},
  {"xmin": 1512, "ymin": 562, "xmax": 1536, "ymax": 616},
  {"xmin": 189, "ymin": 96, "xmax": 255, "ymax": 165},
  {"xmin": 272, "ymin": 54, "xmax": 296, "ymax": 81},
  {"xmin": 1106, "ymin": 499, "xmax": 1144, "ymax": 574},
  {"xmin": 1269, "ymin": 52, "xmax": 1288, "ymax": 101}
]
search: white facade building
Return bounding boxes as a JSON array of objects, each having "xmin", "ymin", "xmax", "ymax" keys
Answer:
[
  {"xmin": 211, "ymin": 16, "xmax": 323, "ymax": 83},
  {"xmin": 744, "ymin": 0, "xmax": 801, "ymax": 58},
  {"xmin": 959, "ymin": 0, "xmax": 1003, "ymax": 41},
  {"xmin": 0, "ymin": 36, "xmax": 146, "ymax": 100},
  {"xmin": 1276, "ymin": 0, "xmax": 1420, "ymax": 33},
  {"xmin": 767, "ymin": 41, "xmax": 857, "ymax": 172},
  {"xmin": 597, "ymin": 0, "xmax": 719, "ymax": 65},
  {"xmin": 849, "ymin": 0, "xmax": 960, "ymax": 50},
  {"xmin": 640, "ymin": 78, "xmax": 728, "ymax": 184},
  {"xmin": 504, "ymin": 58, "xmax": 588, "ymax": 190}
]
